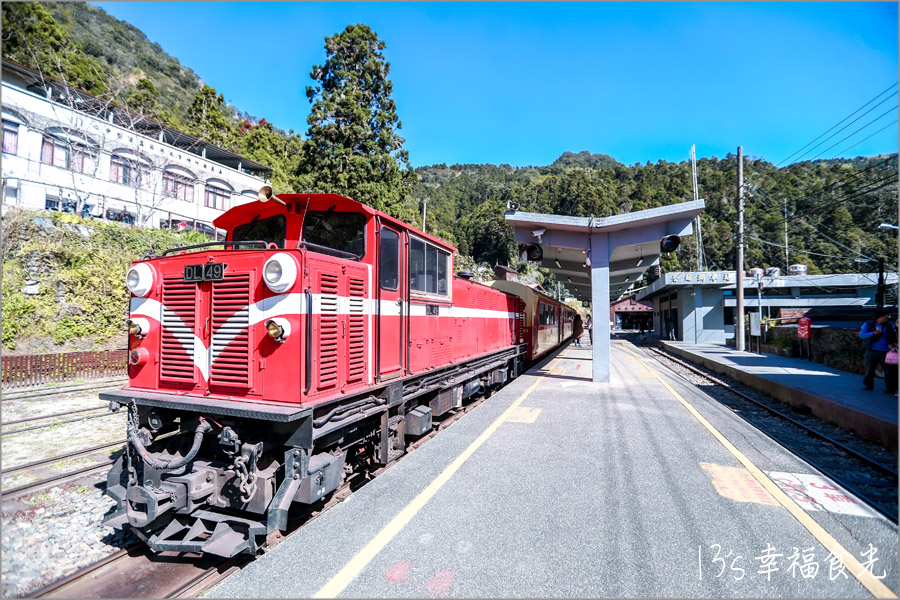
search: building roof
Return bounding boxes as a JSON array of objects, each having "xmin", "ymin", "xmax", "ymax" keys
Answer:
[
  {"xmin": 2, "ymin": 58, "xmax": 272, "ymax": 175},
  {"xmin": 504, "ymin": 200, "xmax": 704, "ymax": 302},
  {"xmin": 638, "ymin": 271, "xmax": 898, "ymax": 301}
]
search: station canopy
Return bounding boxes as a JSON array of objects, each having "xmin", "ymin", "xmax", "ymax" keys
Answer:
[{"xmin": 505, "ymin": 201, "xmax": 705, "ymax": 303}]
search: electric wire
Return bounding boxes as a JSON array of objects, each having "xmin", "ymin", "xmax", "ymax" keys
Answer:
[
  {"xmin": 776, "ymin": 82, "xmax": 898, "ymax": 167},
  {"xmin": 829, "ymin": 120, "xmax": 900, "ymax": 159},
  {"xmin": 807, "ymin": 105, "xmax": 899, "ymax": 162}
]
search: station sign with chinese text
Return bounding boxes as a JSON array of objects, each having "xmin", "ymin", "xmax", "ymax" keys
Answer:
[{"xmin": 665, "ymin": 271, "xmax": 736, "ymax": 285}]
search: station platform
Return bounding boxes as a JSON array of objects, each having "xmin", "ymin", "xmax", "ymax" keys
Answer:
[
  {"xmin": 660, "ymin": 341, "xmax": 898, "ymax": 449},
  {"xmin": 211, "ymin": 341, "xmax": 898, "ymax": 598}
]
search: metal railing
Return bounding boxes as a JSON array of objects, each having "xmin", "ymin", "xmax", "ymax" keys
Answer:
[{"xmin": 1, "ymin": 349, "xmax": 127, "ymax": 389}]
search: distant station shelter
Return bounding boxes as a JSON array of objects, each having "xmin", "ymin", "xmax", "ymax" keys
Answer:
[
  {"xmin": 505, "ymin": 200, "xmax": 704, "ymax": 382},
  {"xmin": 610, "ymin": 295, "xmax": 653, "ymax": 330},
  {"xmin": 638, "ymin": 271, "xmax": 898, "ymax": 343}
]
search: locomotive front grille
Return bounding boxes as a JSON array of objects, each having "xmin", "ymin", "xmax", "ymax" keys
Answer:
[
  {"xmin": 210, "ymin": 274, "xmax": 251, "ymax": 388},
  {"xmin": 347, "ymin": 277, "xmax": 366, "ymax": 383},
  {"xmin": 318, "ymin": 273, "xmax": 339, "ymax": 388},
  {"xmin": 160, "ymin": 278, "xmax": 197, "ymax": 383}
]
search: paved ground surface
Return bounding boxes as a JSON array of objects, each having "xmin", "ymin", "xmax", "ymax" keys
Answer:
[
  {"xmin": 660, "ymin": 341, "xmax": 898, "ymax": 426},
  {"xmin": 211, "ymin": 341, "xmax": 898, "ymax": 598}
]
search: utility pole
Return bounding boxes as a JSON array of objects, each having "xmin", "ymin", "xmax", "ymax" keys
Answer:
[
  {"xmin": 736, "ymin": 146, "xmax": 745, "ymax": 352},
  {"xmin": 691, "ymin": 145, "xmax": 705, "ymax": 271},
  {"xmin": 421, "ymin": 197, "xmax": 428, "ymax": 234},
  {"xmin": 783, "ymin": 197, "xmax": 789, "ymax": 266}
]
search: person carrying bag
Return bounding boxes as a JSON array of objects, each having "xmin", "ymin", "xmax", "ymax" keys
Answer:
[{"xmin": 859, "ymin": 309, "xmax": 896, "ymax": 394}]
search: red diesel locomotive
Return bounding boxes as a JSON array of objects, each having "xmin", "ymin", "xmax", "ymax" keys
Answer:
[{"xmin": 102, "ymin": 189, "xmax": 572, "ymax": 557}]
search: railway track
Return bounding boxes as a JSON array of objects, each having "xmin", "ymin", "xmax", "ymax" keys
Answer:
[
  {"xmin": 640, "ymin": 342, "xmax": 898, "ymax": 522},
  {"xmin": 24, "ymin": 377, "xmax": 505, "ymax": 598},
  {"xmin": 2, "ymin": 379, "xmax": 126, "ymax": 402},
  {"xmin": 2, "ymin": 407, "xmax": 114, "ymax": 436}
]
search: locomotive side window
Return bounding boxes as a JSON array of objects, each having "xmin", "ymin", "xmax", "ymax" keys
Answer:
[
  {"xmin": 379, "ymin": 227, "xmax": 399, "ymax": 290},
  {"xmin": 409, "ymin": 236, "xmax": 449, "ymax": 297},
  {"xmin": 303, "ymin": 210, "xmax": 366, "ymax": 258},
  {"xmin": 232, "ymin": 215, "xmax": 286, "ymax": 248}
]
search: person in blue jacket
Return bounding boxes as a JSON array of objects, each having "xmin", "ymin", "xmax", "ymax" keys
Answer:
[{"xmin": 859, "ymin": 309, "xmax": 896, "ymax": 393}]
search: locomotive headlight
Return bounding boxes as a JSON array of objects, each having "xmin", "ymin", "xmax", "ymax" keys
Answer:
[
  {"xmin": 265, "ymin": 318, "xmax": 291, "ymax": 342},
  {"xmin": 125, "ymin": 263, "xmax": 154, "ymax": 297},
  {"xmin": 262, "ymin": 254, "xmax": 297, "ymax": 293}
]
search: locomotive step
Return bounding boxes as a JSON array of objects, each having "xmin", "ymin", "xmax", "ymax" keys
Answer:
[{"xmin": 146, "ymin": 510, "xmax": 267, "ymax": 557}]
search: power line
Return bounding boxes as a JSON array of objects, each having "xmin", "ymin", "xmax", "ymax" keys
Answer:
[
  {"xmin": 747, "ymin": 156, "xmax": 898, "ymax": 215},
  {"xmin": 829, "ymin": 119, "xmax": 900, "ymax": 159},
  {"xmin": 775, "ymin": 82, "xmax": 898, "ymax": 167},
  {"xmin": 745, "ymin": 234, "xmax": 876, "ymax": 262},
  {"xmin": 806, "ymin": 105, "xmax": 899, "ymax": 162},
  {"xmin": 751, "ymin": 187, "xmax": 876, "ymax": 261}
]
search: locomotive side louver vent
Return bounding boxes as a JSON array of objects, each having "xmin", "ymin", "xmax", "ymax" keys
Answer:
[
  {"xmin": 318, "ymin": 273, "xmax": 339, "ymax": 388},
  {"xmin": 161, "ymin": 278, "xmax": 197, "ymax": 384},
  {"xmin": 347, "ymin": 277, "xmax": 366, "ymax": 383},
  {"xmin": 210, "ymin": 274, "xmax": 251, "ymax": 389},
  {"xmin": 518, "ymin": 301, "xmax": 525, "ymax": 343}
]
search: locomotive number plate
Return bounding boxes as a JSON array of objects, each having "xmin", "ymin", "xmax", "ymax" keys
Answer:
[{"xmin": 184, "ymin": 263, "xmax": 226, "ymax": 282}]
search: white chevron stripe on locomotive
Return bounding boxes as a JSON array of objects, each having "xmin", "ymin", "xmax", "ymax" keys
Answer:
[{"xmin": 129, "ymin": 293, "xmax": 518, "ymax": 383}]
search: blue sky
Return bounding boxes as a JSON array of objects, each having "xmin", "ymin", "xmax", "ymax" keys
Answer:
[{"xmin": 93, "ymin": 2, "xmax": 898, "ymax": 168}]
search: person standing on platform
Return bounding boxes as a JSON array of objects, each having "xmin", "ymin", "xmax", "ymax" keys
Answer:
[
  {"xmin": 573, "ymin": 313, "xmax": 584, "ymax": 347},
  {"xmin": 859, "ymin": 309, "xmax": 895, "ymax": 393},
  {"xmin": 585, "ymin": 314, "xmax": 593, "ymax": 346},
  {"xmin": 883, "ymin": 317, "xmax": 898, "ymax": 395}
]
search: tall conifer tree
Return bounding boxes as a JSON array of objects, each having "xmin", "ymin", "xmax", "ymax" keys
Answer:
[{"xmin": 298, "ymin": 24, "xmax": 413, "ymax": 215}]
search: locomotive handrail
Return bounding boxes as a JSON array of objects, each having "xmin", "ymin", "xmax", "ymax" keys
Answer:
[
  {"xmin": 304, "ymin": 288, "xmax": 313, "ymax": 395},
  {"xmin": 160, "ymin": 240, "xmax": 269, "ymax": 256},
  {"xmin": 296, "ymin": 241, "xmax": 360, "ymax": 261}
]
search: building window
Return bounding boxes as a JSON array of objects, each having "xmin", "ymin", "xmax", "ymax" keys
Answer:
[
  {"xmin": 3, "ymin": 183, "xmax": 18, "ymax": 205},
  {"xmin": 163, "ymin": 171, "xmax": 194, "ymax": 202},
  {"xmin": 45, "ymin": 193, "xmax": 60, "ymax": 211},
  {"xmin": 2, "ymin": 120, "xmax": 18, "ymax": 155},
  {"xmin": 204, "ymin": 185, "xmax": 229, "ymax": 210},
  {"xmin": 41, "ymin": 136, "xmax": 94, "ymax": 174},
  {"xmin": 110, "ymin": 154, "xmax": 148, "ymax": 188}
]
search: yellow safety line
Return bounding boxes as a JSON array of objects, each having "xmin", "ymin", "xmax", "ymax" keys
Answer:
[
  {"xmin": 621, "ymin": 343, "xmax": 897, "ymax": 599},
  {"xmin": 314, "ymin": 350, "xmax": 570, "ymax": 598}
]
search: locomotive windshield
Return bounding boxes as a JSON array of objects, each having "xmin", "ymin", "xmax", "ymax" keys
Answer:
[
  {"xmin": 232, "ymin": 215, "xmax": 286, "ymax": 248},
  {"xmin": 302, "ymin": 210, "xmax": 366, "ymax": 258}
]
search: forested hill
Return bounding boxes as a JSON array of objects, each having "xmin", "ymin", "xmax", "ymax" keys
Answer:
[
  {"xmin": 3, "ymin": 2, "xmax": 896, "ymax": 282},
  {"xmin": 411, "ymin": 153, "xmax": 898, "ymax": 279}
]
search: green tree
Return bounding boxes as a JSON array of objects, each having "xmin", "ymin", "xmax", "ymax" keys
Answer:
[
  {"xmin": 2, "ymin": 2, "xmax": 108, "ymax": 95},
  {"xmin": 124, "ymin": 77, "xmax": 160, "ymax": 120},
  {"xmin": 185, "ymin": 84, "xmax": 234, "ymax": 148},
  {"xmin": 298, "ymin": 24, "xmax": 413, "ymax": 215}
]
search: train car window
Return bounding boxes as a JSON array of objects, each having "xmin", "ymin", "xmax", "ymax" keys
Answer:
[
  {"xmin": 379, "ymin": 227, "xmax": 399, "ymax": 290},
  {"xmin": 303, "ymin": 211, "xmax": 366, "ymax": 258},
  {"xmin": 409, "ymin": 236, "xmax": 450, "ymax": 297},
  {"xmin": 232, "ymin": 215, "xmax": 286, "ymax": 248},
  {"xmin": 437, "ymin": 248, "xmax": 448, "ymax": 295}
]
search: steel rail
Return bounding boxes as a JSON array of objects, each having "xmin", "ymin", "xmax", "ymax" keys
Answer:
[
  {"xmin": 1, "ymin": 461, "xmax": 114, "ymax": 499},
  {"xmin": 645, "ymin": 345, "xmax": 898, "ymax": 523},
  {"xmin": 1, "ymin": 439, "xmax": 126, "ymax": 477},
  {"xmin": 3, "ymin": 405, "xmax": 108, "ymax": 427},
  {"xmin": 2, "ymin": 381, "xmax": 125, "ymax": 402},
  {"xmin": 2, "ymin": 411, "xmax": 116, "ymax": 436},
  {"xmin": 649, "ymin": 346, "xmax": 897, "ymax": 478}
]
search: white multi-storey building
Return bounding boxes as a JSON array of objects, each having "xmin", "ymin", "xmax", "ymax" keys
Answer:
[{"xmin": 1, "ymin": 59, "xmax": 271, "ymax": 235}]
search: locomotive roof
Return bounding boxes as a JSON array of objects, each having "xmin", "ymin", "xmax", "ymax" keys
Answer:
[{"xmin": 213, "ymin": 193, "xmax": 457, "ymax": 254}]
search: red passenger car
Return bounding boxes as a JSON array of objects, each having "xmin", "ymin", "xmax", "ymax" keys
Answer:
[{"xmin": 103, "ymin": 191, "xmax": 531, "ymax": 557}]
